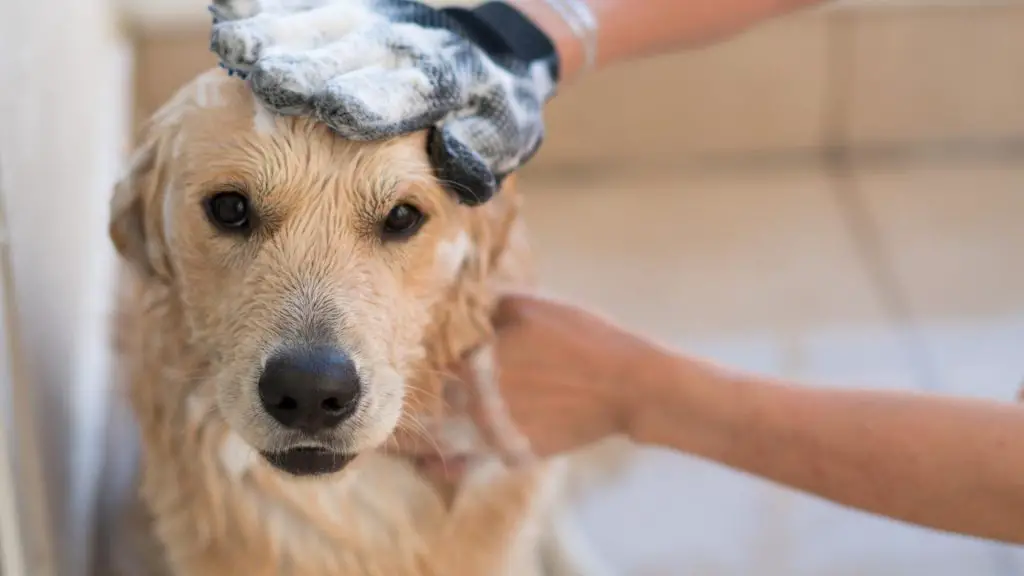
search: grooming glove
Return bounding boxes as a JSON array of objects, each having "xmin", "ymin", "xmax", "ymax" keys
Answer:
[{"xmin": 209, "ymin": 0, "xmax": 560, "ymax": 205}]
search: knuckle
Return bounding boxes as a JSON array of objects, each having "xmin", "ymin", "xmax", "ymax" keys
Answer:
[
  {"xmin": 211, "ymin": 23, "xmax": 264, "ymax": 66},
  {"xmin": 250, "ymin": 66, "xmax": 313, "ymax": 112}
]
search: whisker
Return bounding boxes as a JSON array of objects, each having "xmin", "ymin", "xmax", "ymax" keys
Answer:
[{"xmin": 394, "ymin": 419, "xmax": 445, "ymax": 460}]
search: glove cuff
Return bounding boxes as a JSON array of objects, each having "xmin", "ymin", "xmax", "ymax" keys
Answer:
[{"xmin": 440, "ymin": 2, "xmax": 561, "ymax": 85}]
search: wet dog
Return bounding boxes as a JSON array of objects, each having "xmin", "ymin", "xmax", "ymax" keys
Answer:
[{"xmin": 106, "ymin": 69, "xmax": 618, "ymax": 575}]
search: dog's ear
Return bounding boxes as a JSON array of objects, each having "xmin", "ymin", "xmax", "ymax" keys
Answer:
[
  {"xmin": 404, "ymin": 177, "xmax": 529, "ymax": 438},
  {"xmin": 465, "ymin": 176, "xmax": 534, "ymax": 295},
  {"xmin": 109, "ymin": 126, "xmax": 174, "ymax": 281},
  {"xmin": 475, "ymin": 179, "xmax": 534, "ymax": 295},
  {"xmin": 422, "ymin": 177, "xmax": 533, "ymax": 374}
]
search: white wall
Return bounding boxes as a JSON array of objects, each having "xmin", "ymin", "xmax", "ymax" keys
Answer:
[{"xmin": 0, "ymin": 0, "xmax": 133, "ymax": 573}]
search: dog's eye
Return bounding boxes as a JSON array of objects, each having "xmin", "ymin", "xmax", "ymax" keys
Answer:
[
  {"xmin": 204, "ymin": 191, "xmax": 251, "ymax": 232},
  {"xmin": 381, "ymin": 203, "xmax": 425, "ymax": 240}
]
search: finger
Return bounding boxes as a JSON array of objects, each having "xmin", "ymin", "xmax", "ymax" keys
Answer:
[
  {"xmin": 211, "ymin": 19, "xmax": 271, "ymax": 72},
  {"xmin": 210, "ymin": 0, "xmax": 274, "ymax": 21},
  {"xmin": 246, "ymin": 30, "xmax": 392, "ymax": 116},
  {"xmin": 248, "ymin": 28, "xmax": 463, "ymax": 135},
  {"xmin": 211, "ymin": 0, "xmax": 353, "ymax": 21},
  {"xmin": 428, "ymin": 123, "xmax": 497, "ymax": 206},
  {"xmin": 461, "ymin": 345, "xmax": 536, "ymax": 467},
  {"xmin": 315, "ymin": 66, "xmax": 457, "ymax": 140},
  {"xmin": 211, "ymin": 1, "xmax": 380, "ymax": 72},
  {"xmin": 247, "ymin": 54, "xmax": 320, "ymax": 115},
  {"xmin": 443, "ymin": 374, "xmax": 470, "ymax": 413},
  {"xmin": 429, "ymin": 80, "xmax": 545, "ymax": 201},
  {"xmin": 491, "ymin": 293, "xmax": 533, "ymax": 328},
  {"xmin": 465, "ymin": 72, "xmax": 548, "ymax": 172}
]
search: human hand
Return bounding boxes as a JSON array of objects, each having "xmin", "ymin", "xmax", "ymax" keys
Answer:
[
  {"xmin": 208, "ymin": 0, "xmax": 559, "ymax": 205},
  {"xmin": 449, "ymin": 293, "xmax": 665, "ymax": 463}
]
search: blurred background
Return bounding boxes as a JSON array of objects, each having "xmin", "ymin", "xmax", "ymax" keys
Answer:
[{"xmin": 2, "ymin": 0, "xmax": 1023, "ymax": 575}]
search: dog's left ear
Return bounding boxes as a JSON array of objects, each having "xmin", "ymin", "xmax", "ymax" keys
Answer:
[
  {"xmin": 424, "ymin": 177, "xmax": 533, "ymax": 373},
  {"xmin": 475, "ymin": 180, "xmax": 534, "ymax": 295},
  {"xmin": 109, "ymin": 126, "xmax": 174, "ymax": 281},
  {"xmin": 465, "ymin": 177, "xmax": 534, "ymax": 295}
]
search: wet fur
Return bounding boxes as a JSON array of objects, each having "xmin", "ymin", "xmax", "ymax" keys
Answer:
[{"xmin": 106, "ymin": 69, "xmax": 620, "ymax": 575}]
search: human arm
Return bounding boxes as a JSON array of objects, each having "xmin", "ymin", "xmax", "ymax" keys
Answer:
[
  {"xmin": 633, "ymin": 353, "xmax": 1024, "ymax": 544},
  {"xmin": 509, "ymin": 0, "xmax": 828, "ymax": 82},
  {"xmin": 463, "ymin": 294, "xmax": 1024, "ymax": 545}
]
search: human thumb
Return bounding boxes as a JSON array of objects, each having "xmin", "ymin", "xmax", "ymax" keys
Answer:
[
  {"xmin": 455, "ymin": 345, "xmax": 537, "ymax": 468},
  {"xmin": 427, "ymin": 124, "xmax": 498, "ymax": 207}
]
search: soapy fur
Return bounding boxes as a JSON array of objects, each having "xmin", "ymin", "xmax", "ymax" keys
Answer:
[{"xmin": 209, "ymin": 0, "xmax": 555, "ymax": 204}]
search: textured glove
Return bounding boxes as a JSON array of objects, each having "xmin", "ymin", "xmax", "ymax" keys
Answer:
[{"xmin": 209, "ymin": 0, "xmax": 560, "ymax": 205}]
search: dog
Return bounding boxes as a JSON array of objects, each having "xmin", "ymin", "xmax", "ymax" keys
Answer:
[{"xmin": 105, "ymin": 68, "xmax": 626, "ymax": 575}]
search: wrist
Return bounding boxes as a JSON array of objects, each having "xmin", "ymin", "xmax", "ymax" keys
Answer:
[
  {"xmin": 611, "ymin": 340, "xmax": 682, "ymax": 444},
  {"xmin": 622, "ymin": 345, "xmax": 737, "ymax": 455},
  {"xmin": 505, "ymin": 0, "xmax": 587, "ymax": 83},
  {"xmin": 441, "ymin": 2, "xmax": 560, "ymax": 86}
]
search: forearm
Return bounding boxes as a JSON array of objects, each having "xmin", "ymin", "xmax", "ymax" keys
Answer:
[
  {"xmin": 630, "ymin": 352, "xmax": 1024, "ymax": 544},
  {"xmin": 509, "ymin": 0, "xmax": 829, "ymax": 81}
]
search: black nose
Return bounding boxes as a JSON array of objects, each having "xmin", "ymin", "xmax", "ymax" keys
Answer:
[{"xmin": 258, "ymin": 346, "xmax": 361, "ymax": 433}]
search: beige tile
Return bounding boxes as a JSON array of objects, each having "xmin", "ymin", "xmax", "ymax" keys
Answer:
[
  {"xmin": 518, "ymin": 167, "xmax": 887, "ymax": 341},
  {"xmin": 132, "ymin": 29, "xmax": 217, "ymax": 127},
  {"xmin": 856, "ymin": 163, "xmax": 1024, "ymax": 320},
  {"xmin": 915, "ymin": 316, "xmax": 1024, "ymax": 400},
  {"xmin": 533, "ymin": 12, "xmax": 829, "ymax": 168},
  {"xmin": 845, "ymin": 6, "xmax": 1024, "ymax": 145}
]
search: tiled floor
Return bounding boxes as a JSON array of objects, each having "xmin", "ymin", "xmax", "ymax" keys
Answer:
[{"xmin": 516, "ymin": 157, "xmax": 1024, "ymax": 575}]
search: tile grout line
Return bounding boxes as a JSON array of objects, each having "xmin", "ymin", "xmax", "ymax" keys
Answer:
[
  {"xmin": 819, "ymin": 8, "xmax": 853, "ymax": 154},
  {"xmin": 524, "ymin": 137, "xmax": 1024, "ymax": 183},
  {"xmin": 821, "ymin": 15, "xmax": 1021, "ymax": 574},
  {"xmin": 828, "ymin": 161, "xmax": 944, "ymax": 394},
  {"xmin": 822, "ymin": 13, "xmax": 942, "ymax": 393},
  {"xmin": 819, "ymin": 10, "xmax": 943, "ymax": 394}
]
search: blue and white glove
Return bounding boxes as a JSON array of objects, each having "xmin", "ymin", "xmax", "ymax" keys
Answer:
[{"xmin": 209, "ymin": 0, "xmax": 560, "ymax": 204}]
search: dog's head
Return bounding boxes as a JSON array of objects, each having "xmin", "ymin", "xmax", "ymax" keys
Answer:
[{"xmin": 111, "ymin": 70, "xmax": 525, "ymax": 478}]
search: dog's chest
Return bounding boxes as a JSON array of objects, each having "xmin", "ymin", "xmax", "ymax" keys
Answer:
[
  {"xmin": 240, "ymin": 454, "xmax": 553, "ymax": 576},
  {"xmin": 245, "ymin": 456, "xmax": 446, "ymax": 571}
]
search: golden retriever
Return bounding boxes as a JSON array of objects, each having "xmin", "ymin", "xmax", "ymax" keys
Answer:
[{"xmin": 105, "ymin": 68, "xmax": 621, "ymax": 575}]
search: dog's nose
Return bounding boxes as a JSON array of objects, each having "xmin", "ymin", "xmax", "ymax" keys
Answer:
[{"xmin": 258, "ymin": 346, "xmax": 361, "ymax": 433}]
